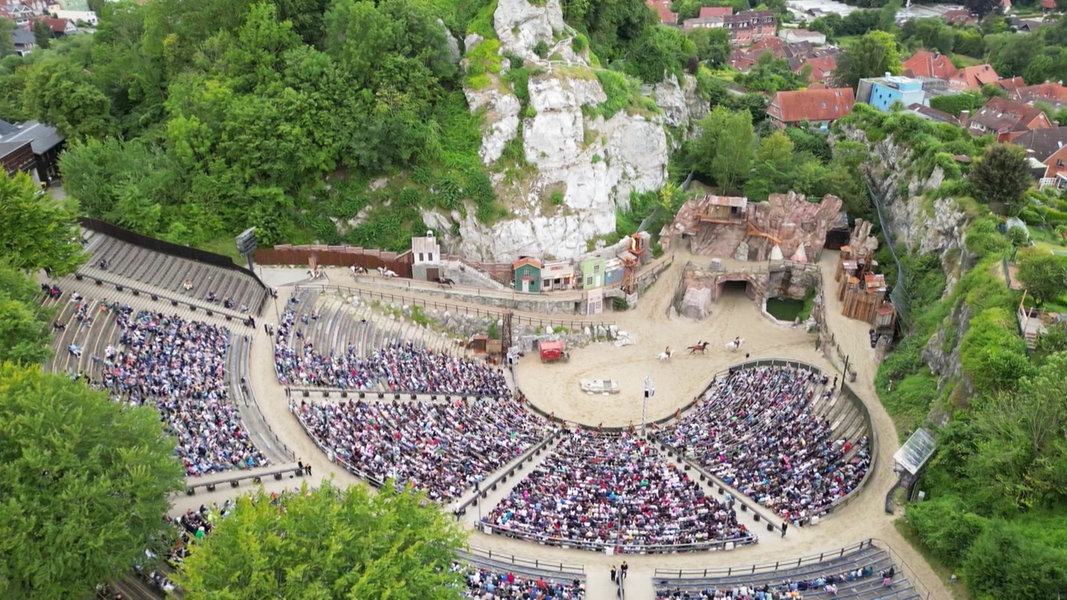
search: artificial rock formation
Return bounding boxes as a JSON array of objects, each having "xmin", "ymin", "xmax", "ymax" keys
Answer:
[{"xmin": 664, "ymin": 192, "xmax": 844, "ymax": 262}]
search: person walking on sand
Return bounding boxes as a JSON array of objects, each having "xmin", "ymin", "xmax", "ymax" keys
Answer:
[{"xmin": 610, "ymin": 565, "xmax": 617, "ymax": 583}]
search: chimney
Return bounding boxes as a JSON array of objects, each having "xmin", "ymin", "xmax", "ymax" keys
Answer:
[{"xmin": 960, "ymin": 110, "xmax": 970, "ymax": 127}]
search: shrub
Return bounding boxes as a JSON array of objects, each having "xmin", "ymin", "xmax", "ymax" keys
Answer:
[{"xmin": 907, "ymin": 494, "xmax": 989, "ymax": 566}]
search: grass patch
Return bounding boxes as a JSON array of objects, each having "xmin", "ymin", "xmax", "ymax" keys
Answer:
[
  {"xmin": 466, "ymin": 0, "xmax": 498, "ymax": 38},
  {"xmin": 198, "ymin": 236, "xmax": 247, "ymax": 264},
  {"xmin": 465, "ymin": 38, "xmax": 503, "ymax": 89},
  {"xmin": 591, "ymin": 70, "xmax": 659, "ymax": 119}
]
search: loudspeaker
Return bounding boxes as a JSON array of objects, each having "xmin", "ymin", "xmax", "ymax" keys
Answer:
[
  {"xmin": 253, "ymin": 476, "xmax": 262, "ymax": 484},
  {"xmin": 186, "ymin": 487, "xmax": 195, "ymax": 495},
  {"xmin": 206, "ymin": 484, "xmax": 216, "ymax": 492},
  {"xmin": 274, "ymin": 473, "xmax": 283, "ymax": 480},
  {"xmin": 767, "ymin": 523, "xmax": 775, "ymax": 532},
  {"xmin": 230, "ymin": 480, "xmax": 239, "ymax": 488}
]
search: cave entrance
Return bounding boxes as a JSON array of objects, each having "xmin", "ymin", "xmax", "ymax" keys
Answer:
[{"xmin": 717, "ymin": 279, "xmax": 754, "ymax": 303}]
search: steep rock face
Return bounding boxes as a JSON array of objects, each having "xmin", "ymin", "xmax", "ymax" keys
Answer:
[
  {"xmin": 494, "ymin": 0, "xmax": 565, "ymax": 59},
  {"xmin": 653, "ymin": 74, "xmax": 709, "ymax": 130},
  {"xmin": 836, "ymin": 128, "xmax": 977, "ymax": 407},
  {"xmin": 441, "ymin": 0, "xmax": 707, "ymax": 261}
]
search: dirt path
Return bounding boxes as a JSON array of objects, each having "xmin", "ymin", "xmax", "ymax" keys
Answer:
[{"xmin": 184, "ymin": 255, "xmax": 950, "ymax": 600}]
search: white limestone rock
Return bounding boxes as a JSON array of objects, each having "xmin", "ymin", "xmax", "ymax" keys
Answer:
[{"xmin": 495, "ymin": 0, "xmax": 565, "ymax": 59}]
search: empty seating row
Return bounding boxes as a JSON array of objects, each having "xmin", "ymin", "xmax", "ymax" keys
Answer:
[{"xmin": 79, "ymin": 229, "xmax": 268, "ymax": 316}]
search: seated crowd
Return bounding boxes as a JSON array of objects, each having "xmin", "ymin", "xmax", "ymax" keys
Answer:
[
  {"xmin": 455, "ymin": 562, "xmax": 586, "ymax": 599},
  {"xmin": 655, "ymin": 564, "xmax": 891, "ymax": 599},
  {"xmin": 97, "ymin": 307, "xmax": 268, "ymax": 475},
  {"xmin": 657, "ymin": 366, "xmax": 870, "ymax": 523},
  {"xmin": 296, "ymin": 396, "xmax": 548, "ymax": 501},
  {"xmin": 274, "ymin": 304, "xmax": 509, "ymax": 397},
  {"xmin": 482, "ymin": 430, "xmax": 750, "ymax": 552}
]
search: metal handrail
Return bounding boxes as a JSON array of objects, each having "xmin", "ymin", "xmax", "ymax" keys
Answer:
[{"xmin": 654, "ymin": 539, "xmax": 874, "ymax": 578}]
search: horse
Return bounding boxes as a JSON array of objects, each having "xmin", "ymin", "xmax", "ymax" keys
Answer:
[
  {"xmin": 657, "ymin": 349, "xmax": 674, "ymax": 361},
  {"xmin": 725, "ymin": 338, "xmax": 745, "ymax": 352},
  {"xmin": 687, "ymin": 341, "xmax": 709, "ymax": 355},
  {"xmin": 435, "ymin": 277, "xmax": 456, "ymax": 288}
]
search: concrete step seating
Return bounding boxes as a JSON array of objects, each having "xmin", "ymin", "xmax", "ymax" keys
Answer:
[
  {"xmin": 655, "ymin": 544, "xmax": 921, "ymax": 600},
  {"xmin": 456, "ymin": 548, "xmax": 586, "ymax": 593},
  {"xmin": 79, "ymin": 229, "xmax": 267, "ymax": 317}
]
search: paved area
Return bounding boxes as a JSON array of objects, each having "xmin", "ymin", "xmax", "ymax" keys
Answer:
[{"xmin": 170, "ymin": 250, "xmax": 949, "ymax": 600}]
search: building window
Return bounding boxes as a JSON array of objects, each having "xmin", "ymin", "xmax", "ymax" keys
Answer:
[
  {"xmin": 586, "ymin": 276, "xmax": 593, "ymax": 286},
  {"xmin": 1058, "ymin": 159, "xmax": 1065, "ymax": 167},
  {"xmin": 594, "ymin": 265, "xmax": 600, "ymax": 272}
]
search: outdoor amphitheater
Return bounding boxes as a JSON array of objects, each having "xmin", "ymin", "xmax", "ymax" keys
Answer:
[{"xmin": 45, "ymin": 221, "xmax": 940, "ymax": 600}]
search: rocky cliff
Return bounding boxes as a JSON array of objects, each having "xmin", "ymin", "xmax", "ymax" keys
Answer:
[
  {"xmin": 834, "ymin": 127, "xmax": 974, "ymax": 396},
  {"xmin": 423, "ymin": 0, "xmax": 707, "ymax": 262}
]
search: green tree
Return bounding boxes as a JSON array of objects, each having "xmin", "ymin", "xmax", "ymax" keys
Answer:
[
  {"xmin": 177, "ymin": 482, "xmax": 466, "ymax": 599},
  {"xmin": 32, "ymin": 20, "xmax": 52, "ymax": 50},
  {"xmin": 624, "ymin": 24, "xmax": 694, "ymax": 83},
  {"xmin": 0, "ymin": 171, "xmax": 85, "ymax": 275},
  {"xmin": 690, "ymin": 106, "xmax": 754, "ymax": 195},
  {"xmin": 0, "ymin": 364, "xmax": 184, "ymax": 597},
  {"xmin": 967, "ymin": 143, "xmax": 1033, "ymax": 216},
  {"xmin": 1016, "ymin": 248, "xmax": 1067, "ymax": 306},
  {"xmin": 736, "ymin": 52, "xmax": 805, "ymax": 93},
  {"xmin": 21, "ymin": 58, "xmax": 114, "ymax": 140},
  {"xmin": 687, "ymin": 27, "xmax": 732, "ymax": 67},
  {"xmin": 876, "ymin": 0, "xmax": 901, "ymax": 33},
  {"xmin": 745, "ymin": 129, "xmax": 795, "ymax": 201},
  {"xmin": 929, "ymin": 91, "xmax": 984, "ymax": 116},
  {"xmin": 900, "ymin": 18, "xmax": 955, "ymax": 53},
  {"xmin": 833, "ymin": 31, "xmax": 901, "ymax": 89},
  {"xmin": 0, "ymin": 17, "xmax": 14, "ymax": 57},
  {"xmin": 0, "ymin": 265, "xmax": 53, "ymax": 365}
]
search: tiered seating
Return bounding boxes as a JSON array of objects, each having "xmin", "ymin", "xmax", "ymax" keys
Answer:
[
  {"xmin": 455, "ymin": 556, "xmax": 586, "ymax": 599},
  {"xmin": 657, "ymin": 364, "xmax": 871, "ymax": 524},
  {"xmin": 275, "ymin": 293, "xmax": 509, "ymax": 396},
  {"xmin": 84, "ymin": 306, "xmax": 269, "ymax": 475},
  {"xmin": 482, "ymin": 430, "xmax": 754, "ymax": 553},
  {"xmin": 294, "ymin": 396, "xmax": 548, "ymax": 501},
  {"xmin": 79, "ymin": 229, "xmax": 268, "ymax": 315},
  {"xmin": 654, "ymin": 543, "xmax": 921, "ymax": 600}
]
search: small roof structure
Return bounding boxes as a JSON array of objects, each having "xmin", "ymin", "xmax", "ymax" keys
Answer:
[
  {"xmin": 893, "ymin": 428, "xmax": 937, "ymax": 475},
  {"xmin": 0, "ymin": 121, "xmax": 64, "ymax": 154},
  {"xmin": 512, "ymin": 257, "xmax": 542, "ymax": 270}
]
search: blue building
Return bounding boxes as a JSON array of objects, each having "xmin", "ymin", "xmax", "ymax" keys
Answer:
[{"xmin": 857, "ymin": 75, "xmax": 925, "ymax": 112}]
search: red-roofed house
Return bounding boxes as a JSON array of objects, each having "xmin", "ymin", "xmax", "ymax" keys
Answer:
[
  {"xmin": 796, "ymin": 54, "xmax": 837, "ymax": 85},
  {"xmin": 1011, "ymin": 127, "xmax": 1067, "ymax": 187},
  {"xmin": 997, "ymin": 76, "xmax": 1027, "ymax": 92},
  {"xmin": 767, "ymin": 87, "xmax": 855, "ymax": 129},
  {"xmin": 967, "ymin": 96, "xmax": 1054, "ymax": 141},
  {"xmin": 699, "ymin": 6, "xmax": 733, "ymax": 18},
  {"xmin": 33, "ymin": 17, "xmax": 77, "ymax": 37},
  {"xmin": 724, "ymin": 10, "xmax": 777, "ymax": 45},
  {"xmin": 949, "ymin": 64, "xmax": 1000, "ymax": 90},
  {"xmin": 1013, "ymin": 81, "xmax": 1067, "ymax": 109},
  {"xmin": 943, "ymin": 9, "xmax": 977, "ymax": 25},
  {"xmin": 1041, "ymin": 0, "xmax": 1056, "ymax": 12},
  {"xmin": 901, "ymin": 50, "xmax": 957, "ymax": 80},
  {"xmin": 645, "ymin": 0, "xmax": 678, "ymax": 25}
]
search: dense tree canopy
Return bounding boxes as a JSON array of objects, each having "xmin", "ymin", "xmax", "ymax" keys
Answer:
[
  {"xmin": 0, "ymin": 171, "xmax": 85, "ymax": 275},
  {"xmin": 0, "ymin": 364, "xmax": 184, "ymax": 597},
  {"xmin": 178, "ymin": 482, "xmax": 466, "ymax": 599},
  {"xmin": 0, "ymin": 265, "xmax": 53, "ymax": 365},
  {"xmin": 688, "ymin": 106, "xmax": 754, "ymax": 195},
  {"xmin": 834, "ymin": 31, "xmax": 902, "ymax": 89}
]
